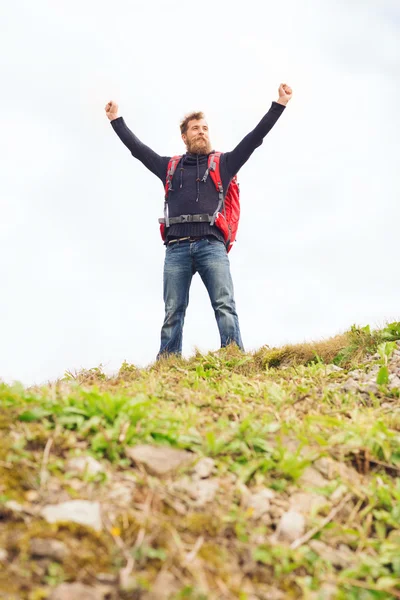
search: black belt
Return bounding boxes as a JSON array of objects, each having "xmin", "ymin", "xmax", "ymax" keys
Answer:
[{"xmin": 167, "ymin": 235, "xmax": 212, "ymax": 245}]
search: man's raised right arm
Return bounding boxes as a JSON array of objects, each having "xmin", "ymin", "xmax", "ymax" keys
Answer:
[{"xmin": 105, "ymin": 100, "xmax": 169, "ymax": 182}]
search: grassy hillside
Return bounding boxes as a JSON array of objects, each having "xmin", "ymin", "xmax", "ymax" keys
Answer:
[{"xmin": 1, "ymin": 323, "xmax": 400, "ymax": 600}]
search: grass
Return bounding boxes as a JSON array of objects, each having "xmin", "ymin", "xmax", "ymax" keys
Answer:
[{"xmin": 0, "ymin": 322, "xmax": 400, "ymax": 599}]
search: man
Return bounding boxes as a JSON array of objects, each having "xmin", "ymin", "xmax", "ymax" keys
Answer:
[{"xmin": 105, "ymin": 83, "xmax": 292, "ymax": 358}]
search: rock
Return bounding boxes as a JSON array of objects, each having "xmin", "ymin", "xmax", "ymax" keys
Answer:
[
  {"xmin": 0, "ymin": 548, "xmax": 7, "ymax": 561},
  {"xmin": 193, "ymin": 457, "xmax": 215, "ymax": 478},
  {"xmin": 3, "ymin": 500, "xmax": 36, "ymax": 516},
  {"xmin": 30, "ymin": 538, "xmax": 68, "ymax": 562},
  {"xmin": 25, "ymin": 490, "xmax": 40, "ymax": 502},
  {"xmin": 299, "ymin": 467, "xmax": 328, "ymax": 489},
  {"xmin": 389, "ymin": 375, "xmax": 400, "ymax": 389},
  {"xmin": 126, "ymin": 444, "xmax": 193, "ymax": 477},
  {"xmin": 66, "ymin": 478, "xmax": 86, "ymax": 492},
  {"xmin": 290, "ymin": 492, "xmax": 328, "ymax": 516},
  {"xmin": 325, "ymin": 365, "xmax": 343, "ymax": 373},
  {"xmin": 144, "ymin": 571, "xmax": 180, "ymax": 600},
  {"xmin": 313, "ymin": 457, "xmax": 338, "ymax": 480},
  {"xmin": 342, "ymin": 378, "xmax": 360, "ymax": 392},
  {"xmin": 309, "ymin": 540, "xmax": 354, "ymax": 568},
  {"xmin": 315, "ymin": 458, "xmax": 359, "ymax": 484},
  {"xmin": 246, "ymin": 489, "xmax": 275, "ymax": 520},
  {"xmin": 48, "ymin": 583, "xmax": 108, "ymax": 600},
  {"xmin": 41, "ymin": 500, "xmax": 102, "ymax": 532},
  {"xmin": 275, "ymin": 510, "xmax": 305, "ymax": 543},
  {"xmin": 363, "ymin": 382, "xmax": 379, "ymax": 394},
  {"xmin": 171, "ymin": 478, "xmax": 219, "ymax": 507},
  {"xmin": 66, "ymin": 455, "xmax": 104, "ymax": 476},
  {"xmin": 5, "ymin": 500, "xmax": 24, "ymax": 513},
  {"xmin": 107, "ymin": 484, "xmax": 134, "ymax": 504}
]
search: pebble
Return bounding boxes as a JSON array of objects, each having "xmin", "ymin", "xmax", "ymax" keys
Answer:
[
  {"xmin": 41, "ymin": 500, "xmax": 102, "ymax": 532},
  {"xmin": 125, "ymin": 444, "xmax": 193, "ymax": 476},
  {"xmin": 30, "ymin": 538, "xmax": 68, "ymax": 562},
  {"xmin": 66, "ymin": 455, "xmax": 104, "ymax": 476},
  {"xmin": 193, "ymin": 457, "xmax": 215, "ymax": 479},
  {"xmin": 275, "ymin": 510, "xmax": 305, "ymax": 543},
  {"xmin": 246, "ymin": 489, "xmax": 275, "ymax": 520}
]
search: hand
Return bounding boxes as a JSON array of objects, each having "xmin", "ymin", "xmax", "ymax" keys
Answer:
[
  {"xmin": 105, "ymin": 100, "xmax": 119, "ymax": 121},
  {"xmin": 277, "ymin": 83, "xmax": 293, "ymax": 106}
]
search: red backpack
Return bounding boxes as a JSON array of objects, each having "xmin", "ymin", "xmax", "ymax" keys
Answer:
[{"xmin": 158, "ymin": 152, "xmax": 240, "ymax": 252}]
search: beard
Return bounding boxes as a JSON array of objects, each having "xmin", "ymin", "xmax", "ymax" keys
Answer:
[{"xmin": 187, "ymin": 136, "xmax": 212, "ymax": 155}]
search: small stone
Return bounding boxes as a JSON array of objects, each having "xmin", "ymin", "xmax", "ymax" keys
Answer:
[
  {"xmin": 171, "ymin": 478, "xmax": 219, "ymax": 507},
  {"xmin": 275, "ymin": 510, "xmax": 305, "ymax": 543},
  {"xmin": 41, "ymin": 500, "xmax": 102, "ymax": 532},
  {"xmin": 348, "ymin": 369, "xmax": 363, "ymax": 380},
  {"xmin": 25, "ymin": 490, "xmax": 40, "ymax": 502},
  {"xmin": 0, "ymin": 548, "xmax": 7, "ymax": 561},
  {"xmin": 126, "ymin": 444, "xmax": 193, "ymax": 476},
  {"xmin": 246, "ymin": 489, "xmax": 275, "ymax": 520},
  {"xmin": 389, "ymin": 375, "xmax": 400, "ymax": 389},
  {"xmin": 5, "ymin": 500, "xmax": 24, "ymax": 513},
  {"xmin": 299, "ymin": 467, "xmax": 328, "ymax": 489},
  {"xmin": 107, "ymin": 484, "xmax": 133, "ymax": 504},
  {"xmin": 342, "ymin": 378, "xmax": 359, "ymax": 392},
  {"xmin": 309, "ymin": 540, "xmax": 354, "ymax": 568},
  {"xmin": 193, "ymin": 457, "xmax": 215, "ymax": 478},
  {"xmin": 48, "ymin": 583, "xmax": 105, "ymax": 600},
  {"xmin": 67, "ymin": 455, "xmax": 104, "ymax": 476},
  {"xmin": 66, "ymin": 478, "xmax": 85, "ymax": 491},
  {"xmin": 363, "ymin": 382, "xmax": 379, "ymax": 393},
  {"xmin": 290, "ymin": 492, "xmax": 328, "ymax": 515},
  {"xmin": 325, "ymin": 365, "xmax": 343, "ymax": 373},
  {"xmin": 313, "ymin": 457, "xmax": 338, "ymax": 480},
  {"xmin": 30, "ymin": 538, "xmax": 68, "ymax": 562}
]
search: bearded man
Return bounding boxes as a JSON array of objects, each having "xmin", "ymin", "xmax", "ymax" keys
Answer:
[{"xmin": 105, "ymin": 83, "xmax": 292, "ymax": 358}]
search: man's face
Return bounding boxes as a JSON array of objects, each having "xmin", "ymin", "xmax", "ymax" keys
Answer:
[{"xmin": 182, "ymin": 118, "xmax": 212, "ymax": 155}]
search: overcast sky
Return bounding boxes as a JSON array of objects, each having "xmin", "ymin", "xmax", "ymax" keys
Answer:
[{"xmin": 1, "ymin": 0, "xmax": 399, "ymax": 385}]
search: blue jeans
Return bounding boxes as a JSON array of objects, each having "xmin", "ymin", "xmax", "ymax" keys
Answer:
[{"xmin": 157, "ymin": 237, "xmax": 244, "ymax": 358}]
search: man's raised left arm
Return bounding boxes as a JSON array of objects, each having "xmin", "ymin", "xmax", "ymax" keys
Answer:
[{"xmin": 224, "ymin": 83, "xmax": 293, "ymax": 177}]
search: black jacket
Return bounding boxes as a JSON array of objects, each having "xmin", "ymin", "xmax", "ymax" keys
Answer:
[{"xmin": 111, "ymin": 101, "xmax": 285, "ymax": 241}]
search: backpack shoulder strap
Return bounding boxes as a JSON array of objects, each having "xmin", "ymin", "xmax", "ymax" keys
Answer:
[
  {"xmin": 164, "ymin": 155, "xmax": 182, "ymax": 228},
  {"xmin": 207, "ymin": 152, "xmax": 223, "ymax": 194},
  {"xmin": 165, "ymin": 155, "xmax": 182, "ymax": 197},
  {"xmin": 207, "ymin": 152, "xmax": 225, "ymax": 226}
]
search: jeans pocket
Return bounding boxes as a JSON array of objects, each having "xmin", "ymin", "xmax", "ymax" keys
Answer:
[{"xmin": 206, "ymin": 237, "xmax": 223, "ymax": 246}]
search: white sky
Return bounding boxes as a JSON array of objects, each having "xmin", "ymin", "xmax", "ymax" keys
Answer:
[{"xmin": 1, "ymin": 0, "xmax": 399, "ymax": 385}]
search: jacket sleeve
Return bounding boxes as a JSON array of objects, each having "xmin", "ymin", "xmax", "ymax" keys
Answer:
[
  {"xmin": 111, "ymin": 117, "xmax": 170, "ymax": 183},
  {"xmin": 224, "ymin": 102, "xmax": 286, "ymax": 177}
]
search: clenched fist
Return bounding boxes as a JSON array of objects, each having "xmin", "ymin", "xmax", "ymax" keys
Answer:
[
  {"xmin": 277, "ymin": 83, "xmax": 293, "ymax": 106},
  {"xmin": 105, "ymin": 100, "xmax": 119, "ymax": 121}
]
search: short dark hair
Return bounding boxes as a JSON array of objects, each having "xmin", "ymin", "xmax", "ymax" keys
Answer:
[{"xmin": 180, "ymin": 111, "xmax": 205, "ymax": 135}]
